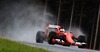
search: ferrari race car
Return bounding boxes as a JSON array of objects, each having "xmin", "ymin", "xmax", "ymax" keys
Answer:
[{"xmin": 36, "ymin": 24, "xmax": 86, "ymax": 48}]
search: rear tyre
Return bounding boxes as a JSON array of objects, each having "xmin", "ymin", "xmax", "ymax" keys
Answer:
[
  {"xmin": 36, "ymin": 31, "xmax": 45, "ymax": 43},
  {"xmin": 78, "ymin": 35, "xmax": 86, "ymax": 48},
  {"xmin": 48, "ymin": 31, "xmax": 57, "ymax": 45}
]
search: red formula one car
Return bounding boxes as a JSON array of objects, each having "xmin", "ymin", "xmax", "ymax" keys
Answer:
[{"xmin": 36, "ymin": 24, "xmax": 86, "ymax": 48}]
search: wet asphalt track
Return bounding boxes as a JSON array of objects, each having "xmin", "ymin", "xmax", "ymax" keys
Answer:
[{"xmin": 21, "ymin": 42, "xmax": 100, "ymax": 52}]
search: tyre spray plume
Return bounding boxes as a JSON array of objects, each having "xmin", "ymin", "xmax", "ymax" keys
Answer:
[{"xmin": 0, "ymin": 0, "xmax": 56, "ymax": 43}]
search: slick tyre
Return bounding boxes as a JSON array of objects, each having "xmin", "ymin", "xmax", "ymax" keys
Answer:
[{"xmin": 36, "ymin": 31, "xmax": 45, "ymax": 43}]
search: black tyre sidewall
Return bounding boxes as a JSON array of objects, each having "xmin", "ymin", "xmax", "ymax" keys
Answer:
[
  {"xmin": 78, "ymin": 35, "xmax": 86, "ymax": 42},
  {"xmin": 36, "ymin": 31, "xmax": 45, "ymax": 43},
  {"xmin": 48, "ymin": 31, "xmax": 57, "ymax": 44},
  {"xmin": 78, "ymin": 35, "xmax": 86, "ymax": 48},
  {"xmin": 78, "ymin": 44, "xmax": 86, "ymax": 48}
]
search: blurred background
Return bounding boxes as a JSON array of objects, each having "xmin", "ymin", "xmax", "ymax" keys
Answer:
[{"xmin": 0, "ymin": 0, "xmax": 99, "ymax": 50}]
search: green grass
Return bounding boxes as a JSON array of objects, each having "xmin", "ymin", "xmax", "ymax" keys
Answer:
[{"xmin": 0, "ymin": 38, "xmax": 49, "ymax": 52}]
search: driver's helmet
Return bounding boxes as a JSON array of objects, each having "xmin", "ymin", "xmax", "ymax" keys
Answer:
[{"xmin": 60, "ymin": 29, "xmax": 65, "ymax": 32}]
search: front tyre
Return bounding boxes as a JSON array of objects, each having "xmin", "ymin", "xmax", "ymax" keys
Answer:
[
  {"xmin": 78, "ymin": 35, "xmax": 86, "ymax": 48},
  {"xmin": 36, "ymin": 31, "xmax": 45, "ymax": 43},
  {"xmin": 78, "ymin": 35, "xmax": 86, "ymax": 42},
  {"xmin": 78, "ymin": 44, "xmax": 86, "ymax": 48}
]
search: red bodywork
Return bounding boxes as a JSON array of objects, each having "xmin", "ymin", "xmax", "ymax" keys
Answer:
[
  {"xmin": 52, "ymin": 32, "xmax": 75, "ymax": 45},
  {"xmin": 45, "ymin": 24, "xmax": 76, "ymax": 45}
]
